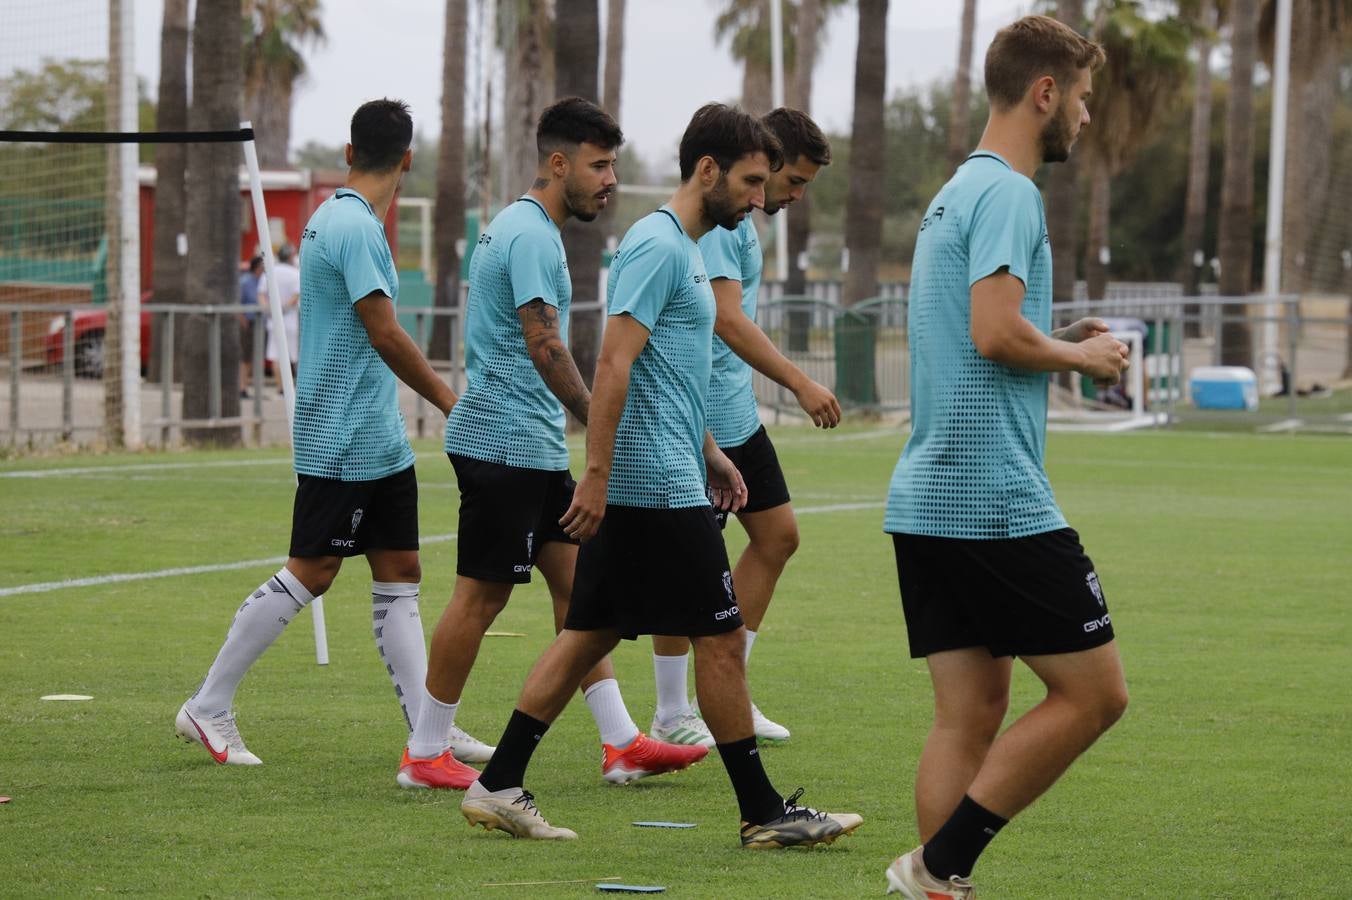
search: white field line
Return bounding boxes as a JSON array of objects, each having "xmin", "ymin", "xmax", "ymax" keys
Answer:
[
  {"xmin": 0, "ymin": 501, "xmax": 885, "ymax": 599},
  {"xmin": 0, "ymin": 457, "xmax": 292, "ymax": 478}
]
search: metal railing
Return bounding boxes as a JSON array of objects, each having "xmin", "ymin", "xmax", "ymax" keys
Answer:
[{"xmin": 2, "ymin": 290, "xmax": 1349, "ymax": 448}]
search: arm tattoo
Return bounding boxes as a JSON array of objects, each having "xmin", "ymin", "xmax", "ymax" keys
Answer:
[{"xmin": 519, "ymin": 299, "xmax": 591, "ymax": 424}]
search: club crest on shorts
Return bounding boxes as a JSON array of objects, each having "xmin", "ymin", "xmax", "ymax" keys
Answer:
[
  {"xmin": 721, "ymin": 570, "xmax": 734, "ymax": 603},
  {"xmin": 526, "ymin": 530, "xmax": 534, "ymax": 558},
  {"xmin": 1086, "ymin": 571, "xmax": 1104, "ymax": 606},
  {"xmin": 350, "ymin": 508, "xmax": 364, "ymax": 535}
]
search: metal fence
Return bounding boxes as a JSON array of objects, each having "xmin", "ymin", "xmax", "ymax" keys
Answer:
[{"xmin": 2, "ymin": 286, "xmax": 1350, "ymax": 449}]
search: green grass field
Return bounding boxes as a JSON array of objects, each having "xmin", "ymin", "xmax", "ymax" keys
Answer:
[{"xmin": 1, "ymin": 427, "xmax": 1349, "ymax": 898}]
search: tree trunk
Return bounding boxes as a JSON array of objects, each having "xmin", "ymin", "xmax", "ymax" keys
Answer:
[
  {"xmin": 603, "ymin": 0, "xmax": 625, "ymax": 116},
  {"xmin": 248, "ymin": 72, "xmax": 293, "ymax": 171},
  {"xmin": 843, "ymin": 0, "xmax": 888, "ymax": 307},
  {"xmin": 1279, "ymin": 0, "xmax": 1314, "ymax": 297},
  {"xmin": 1083, "ymin": 159, "xmax": 1110, "ymax": 300},
  {"xmin": 555, "ymin": 0, "xmax": 604, "ymax": 388},
  {"xmin": 104, "ymin": 0, "xmax": 127, "ymax": 446},
  {"xmin": 504, "ymin": 0, "xmax": 555, "ymax": 204},
  {"xmin": 149, "ymin": 0, "xmax": 189, "ymax": 383},
  {"xmin": 1180, "ymin": 0, "xmax": 1214, "ymax": 336},
  {"xmin": 432, "ymin": 0, "xmax": 468, "ymax": 362},
  {"xmin": 182, "ymin": 0, "xmax": 242, "ymax": 446},
  {"xmin": 946, "ymin": 0, "xmax": 977, "ymax": 174},
  {"xmin": 598, "ymin": 0, "xmax": 625, "ymax": 247},
  {"xmin": 742, "ymin": 52, "xmax": 773, "ymax": 116},
  {"xmin": 786, "ymin": 0, "xmax": 819, "ymax": 310},
  {"xmin": 1046, "ymin": 0, "xmax": 1085, "ymax": 303},
  {"xmin": 1217, "ymin": 0, "xmax": 1258, "ymax": 366}
]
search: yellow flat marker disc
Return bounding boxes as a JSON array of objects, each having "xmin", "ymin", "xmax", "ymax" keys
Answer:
[
  {"xmin": 484, "ymin": 631, "xmax": 526, "ymax": 637},
  {"xmin": 40, "ymin": 694, "xmax": 93, "ymax": 701}
]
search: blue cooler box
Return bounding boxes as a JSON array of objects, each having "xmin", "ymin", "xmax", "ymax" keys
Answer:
[{"xmin": 1189, "ymin": 366, "xmax": 1259, "ymax": 411}]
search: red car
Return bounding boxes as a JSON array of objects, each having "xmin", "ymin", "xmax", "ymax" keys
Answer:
[{"xmin": 45, "ymin": 299, "xmax": 153, "ymax": 378}]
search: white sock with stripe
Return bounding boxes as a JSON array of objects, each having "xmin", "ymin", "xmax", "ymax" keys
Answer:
[
  {"xmin": 584, "ymin": 678, "xmax": 639, "ymax": 748},
  {"xmin": 372, "ymin": 581, "xmax": 427, "ymax": 734},
  {"xmin": 190, "ymin": 568, "xmax": 313, "ymax": 716},
  {"xmin": 653, "ymin": 652, "xmax": 692, "ymax": 725}
]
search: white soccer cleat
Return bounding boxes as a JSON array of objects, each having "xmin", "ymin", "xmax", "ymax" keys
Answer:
[
  {"xmin": 460, "ymin": 781, "xmax": 577, "ymax": 840},
  {"xmin": 175, "ymin": 703, "xmax": 262, "ymax": 766},
  {"xmin": 885, "ymin": 846, "xmax": 975, "ymax": 898},
  {"xmin": 447, "ymin": 724, "xmax": 495, "ymax": 763},
  {"xmin": 751, "ymin": 702, "xmax": 791, "ymax": 743},
  {"xmin": 650, "ymin": 710, "xmax": 716, "ymax": 749}
]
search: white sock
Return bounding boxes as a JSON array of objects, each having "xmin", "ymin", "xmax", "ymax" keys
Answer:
[
  {"xmin": 584, "ymin": 678, "xmax": 639, "ymax": 748},
  {"xmin": 407, "ymin": 691, "xmax": 457, "ymax": 759},
  {"xmin": 653, "ymin": 653, "xmax": 692, "ymax": 725},
  {"xmin": 744, "ymin": 629, "xmax": 758, "ymax": 666},
  {"xmin": 191, "ymin": 568, "xmax": 313, "ymax": 716},
  {"xmin": 371, "ymin": 581, "xmax": 427, "ymax": 733}
]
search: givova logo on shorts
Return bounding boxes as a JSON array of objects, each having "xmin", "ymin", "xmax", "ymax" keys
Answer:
[{"xmin": 714, "ymin": 570, "xmax": 739, "ymax": 621}]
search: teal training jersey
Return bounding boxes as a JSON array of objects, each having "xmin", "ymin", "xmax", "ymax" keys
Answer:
[
  {"xmin": 699, "ymin": 217, "xmax": 763, "ymax": 447},
  {"xmin": 293, "ymin": 188, "xmax": 414, "ymax": 481},
  {"xmin": 885, "ymin": 152, "xmax": 1067, "ymax": 538},
  {"xmin": 606, "ymin": 207, "xmax": 716, "ymax": 509},
  {"xmin": 445, "ymin": 196, "xmax": 572, "ymax": 470}
]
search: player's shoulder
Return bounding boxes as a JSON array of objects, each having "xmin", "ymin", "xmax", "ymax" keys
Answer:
[{"xmin": 620, "ymin": 210, "xmax": 686, "ymax": 258}]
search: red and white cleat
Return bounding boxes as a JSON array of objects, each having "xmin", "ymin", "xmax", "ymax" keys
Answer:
[
  {"xmin": 396, "ymin": 748, "xmax": 480, "ymax": 790},
  {"xmin": 175, "ymin": 703, "xmax": 262, "ymax": 766},
  {"xmin": 601, "ymin": 732, "xmax": 709, "ymax": 785}
]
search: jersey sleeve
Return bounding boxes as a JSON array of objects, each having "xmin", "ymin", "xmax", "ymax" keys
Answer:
[
  {"xmin": 607, "ymin": 234, "xmax": 682, "ymax": 332},
  {"xmin": 505, "ymin": 231, "xmax": 565, "ymax": 309},
  {"xmin": 698, "ymin": 224, "xmax": 744, "ymax": 283},
  {"xmin": 330, "ymin": 216, "xmax": 396, "ymax": 305},
  {"xmin": 967, "ymin": 177, "xmax": 1045, "ymax": 288}
]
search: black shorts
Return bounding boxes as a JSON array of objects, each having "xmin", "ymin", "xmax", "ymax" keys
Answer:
[
  {"xmin": 289, "ymin": 465, "xmax": 419, "ymax": 558},
  {"xmin": 448, "ymin": 453, "xmax": 576, "ymax": 584},
  {"xmin": 566, "ymin": 504, "xmax": 743, "ymax": 640},
  {"xmin": 713, "ymin": 425, "xmax": 791, "ymax": 528},
  {"xmin": 892, "ymin": 528, "xmax": 1115, "ymax": 659}
]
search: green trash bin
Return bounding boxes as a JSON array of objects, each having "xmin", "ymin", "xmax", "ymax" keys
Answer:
[{"xmin": 834, "ymin": 309, "xmax": 878, "ymax": 407}]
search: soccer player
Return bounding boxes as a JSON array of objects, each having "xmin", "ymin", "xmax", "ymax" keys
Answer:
[
  {"xmin": 175, "ymin": 100, "xmax": 458, "ymax": 776},
  {"xmin": 459, "ymin": 104, "xmax": 862, "ymax": 848},
  {"xmin": 881, "ymin": 17, "xmax": 1129, "ymax": 898},
  {"xmin": 650, "ymin": 108, "xmax": 840, "ymax": 748},
  {"xmin": 400, "ymin": 97, "xmax": 706, "ymax": 788}
]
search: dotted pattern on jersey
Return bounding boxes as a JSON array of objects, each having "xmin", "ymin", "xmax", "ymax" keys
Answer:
[
  {"xmin": 293, "ymin": 192, "xmax": 414, "ymax": 481},
  {"xmin": 702, "ymin": 217, "xmax": 763, "ymax": 448},
  {"xmin": 885, "ymin": 158, "xmax": 1067, "ymax": 538},
  {"xmin": 445, "ymin": 198, "xmax": 571, "ymax": 470},
  {"xmin": 608, "ymin": 212, "xmax": 716, "ymax": 509}
]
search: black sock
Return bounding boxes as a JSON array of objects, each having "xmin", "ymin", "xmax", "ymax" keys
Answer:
[
  {"xmin": 477, "ymin": 709, "xmax": 549, "ymax": 793},
  {"xmin": 716, "ymin": 737, "xmax": 783, "ymax": 825},
  {"xmin": 922, "ymin": 795, "xmax": 1008, "ymax": 880}
]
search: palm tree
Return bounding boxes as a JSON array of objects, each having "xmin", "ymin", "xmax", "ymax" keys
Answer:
[
  {"xmin": 603, "ymin": 0, "xmax": 626, "ymax": 117},
  {"xmin": 785, "ymin": 0, "xmax": 818, "ymax": 301},
  {"xmin": 1046, "ymin": 0, "xmax": 1086, "ymax": 303},
  {"xmin": 843, "ymin": 0, "xmax": 888, "ymax": 308},
  {"xmin": 555, "ymin": 0, "xmax": 605, "ymax": 387},
  {"xmin": 432, "ymin": 0, "xmax": 468, "ymax": 361},
  {"xmin": 1078, "ymin": 2, "xmax": 1192, "ymax": 300},
  {"xmin": 947, "ymin": 0, "xmax": 979, "ymax": 174},
  {"xmin": 242, "ymin": 0, "xmax": 325, "ymax": 170},
  {"xmin": 1179, "ymin": 0, "xmax": 1216, "ymax": 335},
  {"xmin": 715, "ymin": 0, "xmax": 781, "ymax": 114},
  {"xmin": 183, "ymin": 0, "xmax": 243, "ymax": 446},
  {"xmin": 149, "ymin": 0, "xmax": 189, "ymax": 382},
  {"xmin": 1217, "ymin": 0, "xmax": 1258, "ymax": 365},
  {"xmin": 501, "ymin": 0, "xmax": 555, "ymax": 206}
]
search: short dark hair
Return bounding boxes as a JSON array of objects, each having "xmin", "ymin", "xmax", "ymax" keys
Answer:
[
  {"xmin": 537, "ymin": 97, "xmax": 624, "ymax": 161},
  {"xmin": 762, "ymin": 108, "xmax": 831, "ymax": 167},
  {"xmin": 985, "ymin": 15, "xmax": 1105, "ymax": 110},
  {"xmin": 350, "ymin": 98, "xmax": 413, "ymax": 172},
  {"xmin": 678, "ymin": 103, "xmax": 784, "ymax": 182}
]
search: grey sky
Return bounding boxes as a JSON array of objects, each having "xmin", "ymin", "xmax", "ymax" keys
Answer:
[{"xmin": 129, "ymin": 0, "xmax": 1031, "ymax": 170}]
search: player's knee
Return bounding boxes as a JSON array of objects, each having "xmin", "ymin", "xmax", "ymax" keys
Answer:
[
  {"xmin": 1097, "ymin": 682, "xmax": 1129, "ymax": 731},
  {"xmin": 753, "ymin": 523, "xmax": 799, "ymax": 565}
]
